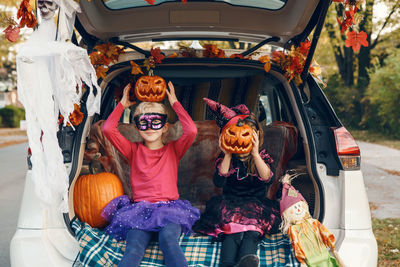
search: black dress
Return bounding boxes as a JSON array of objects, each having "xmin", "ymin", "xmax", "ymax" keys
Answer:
[{"xmin": 193, "ymin": 149, "xmax": 281, "ymax": 237}]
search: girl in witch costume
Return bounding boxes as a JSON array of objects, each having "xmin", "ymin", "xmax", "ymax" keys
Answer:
[
  {"xmin": 101, "ymin": 82, "xmax": 200, "ymax": 267},
  {"xmin": 193, "ymin": 98, "xmax": 281, "ymax": 267}
]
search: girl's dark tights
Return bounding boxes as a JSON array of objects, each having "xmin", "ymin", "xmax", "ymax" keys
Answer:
[
  {"xmin": 219, "ymin": 231, "xmax": 261, "ymax": 267},
  {"xmin": 118, "ymin": 223, "xmax": 187, "ymax": 267}
]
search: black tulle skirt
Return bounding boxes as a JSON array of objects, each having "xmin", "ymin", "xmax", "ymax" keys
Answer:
[{"xmin": 193, "ymin": 195, "xmax": 281, "ymax": 237}]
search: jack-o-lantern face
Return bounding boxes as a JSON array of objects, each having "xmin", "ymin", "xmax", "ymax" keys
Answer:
[
  {"xmin": 134, "ymin": 75, "xmax": 166, "ymax": 102},
  {"xmin": 220, "ymin": 123, "xmax": 253, "ymax": 154}
]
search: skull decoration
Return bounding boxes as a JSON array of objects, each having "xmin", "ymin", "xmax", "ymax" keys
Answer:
[
  {"xmin": 220, "ymin": 121, "xmax": 253, "ymax": 154},
  {"xmin": 134, "ymin": 75, "xmax": 167, "ymax": 102},
  {"xmin": 38, "ymin": 0, "xmax": 59, "ymax": 20}
]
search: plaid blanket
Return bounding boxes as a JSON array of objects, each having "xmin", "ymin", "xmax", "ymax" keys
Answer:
[{"xmin": 72, "ymin": 219, "xmax": 300, "ymax": 267}]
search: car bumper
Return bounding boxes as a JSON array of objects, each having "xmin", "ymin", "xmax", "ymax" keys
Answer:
[
  {"xmin": 10, "ymin": 229, "xmax": 75, "ymax": 267},
  {"xmin": 336, "ymin": 228, "xmax": 378, "ymax": 267}
]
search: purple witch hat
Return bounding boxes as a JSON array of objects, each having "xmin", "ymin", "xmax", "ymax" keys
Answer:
[{"xmin": 203, "ymin": 98, "xmax": 251, "ymax": 129}]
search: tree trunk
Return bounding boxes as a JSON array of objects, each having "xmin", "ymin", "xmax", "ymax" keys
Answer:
[
  {"xmin": 326, "ymin": 10, "xmax": 355, "ymax": 87},
  {"xmin": 357, "ymin": 0, "xmax": 374, "ymax": 89}
]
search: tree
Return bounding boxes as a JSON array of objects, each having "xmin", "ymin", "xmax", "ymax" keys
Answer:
[{"xmin": 326, "ymin": 0, "xmax": 400, "ymax": 89}]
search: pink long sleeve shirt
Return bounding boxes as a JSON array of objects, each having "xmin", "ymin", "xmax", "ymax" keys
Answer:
[{"xmin": 103, "ymin": 101, "xmax": 197, "ymax": 203}]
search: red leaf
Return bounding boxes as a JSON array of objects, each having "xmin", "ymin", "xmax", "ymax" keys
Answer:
[
  {"xmin": 150, "ymin": 47, "xmax": 165, "ymax": 64},
  {"xmin": 345, "ymin": 30, "xmax": 369, "ymax": 52},
  {"xmin": 182, "ymin": 0, "xmax": 187, "ymax": 3},
  {"xmin": 230, "ymin": 53, "xmax": 244, "ymax": 59},
  {"xmin": 144, "ymin": 0, "xmax": 155, "ymax": 4},
  {"xmin": 3, "ymin": 25, "xmax": 20, "ymax": 42},
  {"xmin": 298, "ymin": 40, "xmax": 311, "ymax": 56}
]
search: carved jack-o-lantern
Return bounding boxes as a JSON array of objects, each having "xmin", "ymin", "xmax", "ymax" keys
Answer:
[
  {"xmin": 220, "ymin": 122, "xmax": 253, "ymax": 154},
  {"xmin": 134, "ymin": 75, "xmax": 166, "ymax": 102}
]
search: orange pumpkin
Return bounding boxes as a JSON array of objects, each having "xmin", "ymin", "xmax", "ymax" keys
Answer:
[
  {"xmin": 134, "ymin": 75, "xmax": 166, "ymax": 102},
  {"xmin": 73, "ymin": 172, "xmax": 124, "ymax": 228},
  {"xmin": 220, "ymin": 123, "xmax": 253, "ymax": 154}
]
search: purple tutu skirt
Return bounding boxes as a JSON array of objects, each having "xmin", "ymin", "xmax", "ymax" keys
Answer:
[{"xmin": 101, "ymin": 195, "xmax": 200, "ymax": 241}]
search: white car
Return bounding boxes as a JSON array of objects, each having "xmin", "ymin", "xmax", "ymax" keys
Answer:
[{"xmin": 11, "ymin": 0, "xmax": 377, "ymax": 266}]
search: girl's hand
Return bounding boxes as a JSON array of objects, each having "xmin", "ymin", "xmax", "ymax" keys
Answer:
[
  {"xmin": 166, "ymin": 81, "xmax": 178, "ymax": 106},
  {"xmin": 219, "ymin": 136, "xmax": 232, "ymax": 158},
  {"xmin": 251, "ymin": 130, "xmax": 260, "ymax": 157},
  {"xmin": 120, "ymin": 84, "xmax": 135, "ymax": 109}
]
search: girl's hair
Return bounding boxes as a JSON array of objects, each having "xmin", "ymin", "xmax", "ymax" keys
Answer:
[
  {"xmin": 243, "ymin": 113, "xmax": 263, "ymax": 174},
  {"xmin": 133, "ymin": 102, "xmax": 169, "ymax": 142},
  {"xmin": 133, "ymin": 102, "xmax": 167, "ymax": 117}
]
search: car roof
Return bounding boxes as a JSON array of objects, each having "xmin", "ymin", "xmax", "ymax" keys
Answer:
[{"xmin": 77, "ymin": 0, "xmax": 327, "ymax": 46}]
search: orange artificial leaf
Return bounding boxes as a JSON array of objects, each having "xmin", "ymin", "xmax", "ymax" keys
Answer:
[
  {"xmin": 69, "ymin": 104, "xmax": 84, "ymax": 126},
  {"xmin": 258, "ymin": 55, "xmax": 270, "ymax": 63},
  {"xmin": 59, "ymin": 104, "xmax": 84, "ymax": 126},
  {"xmin": 3, "ymin": 25, "xmax": 20, "ymax": 42},
  {"xmin": 264, "ymin": 62, "xmax": 271, "ymax": 72},
  {"xmin": 93, "ymin": 43, "xmax": 109, "ymax": 54},
  {"xmin": 89, "ymin": 52, "xmax": 109, "ymax": 66},
  {"xmin": 130, "ymin": 61, "xmax": 144, "ymax": 75},
  {"xmin": 167, "ymin": 52, "xmax": 179, "ymax": 58},
  {"xmin": 150, "ymin": 47, "xmax": 165, "ymax": 64},
  {"xmin": 203, "ymin": 44, "xmax": 225, "ymax": 58},
  {"xmin": 95, "ymin": 65, "xmax": 109, "ymax": 79},
  {"xmin": 179, "ymin": 46, "xmax": 197, "ymax": 58},
  {"xmin": 345, "ymin": 30, "xmax": 369, "ymax": 52},
  {"xmin": 106, "ymin": 45, "xmax": 124, "ymax": 63},
  {"xmin": 17, "ymin": 0, "xmax": 37, "ymax": 28}
]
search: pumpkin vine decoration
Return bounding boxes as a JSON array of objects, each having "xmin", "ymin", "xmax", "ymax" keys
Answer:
[{"xmin": 333, "ymin": 0, "xmax": 369, "ymax": 52}]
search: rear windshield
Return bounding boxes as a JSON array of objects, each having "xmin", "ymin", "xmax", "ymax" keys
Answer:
[{"xmin": 103, "ymin": 0, "xmax": 287, "ymax": 11}]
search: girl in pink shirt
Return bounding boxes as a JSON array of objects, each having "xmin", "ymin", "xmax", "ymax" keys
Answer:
[{"xmin": 101, "ymin": 82, "xmax": 200, "ymax": 267}]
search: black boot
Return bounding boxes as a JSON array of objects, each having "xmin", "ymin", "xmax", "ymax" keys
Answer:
[{"xmin": 235, "ymin": 254, "xmax": 259, "ymax": 267}]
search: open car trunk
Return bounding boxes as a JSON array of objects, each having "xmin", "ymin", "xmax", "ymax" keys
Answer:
[{"xmin": 68, "ymin": 56, "xmax": 323, "ymax": 266}]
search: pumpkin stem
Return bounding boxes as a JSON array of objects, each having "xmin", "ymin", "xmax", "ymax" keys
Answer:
[{"xmin": 148, "ymin": 68, "xmax": 154, "ymax": 77}]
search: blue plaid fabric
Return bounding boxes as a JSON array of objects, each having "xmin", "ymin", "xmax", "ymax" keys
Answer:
[{"xmin": 72, "ymin": 219, "xmax": 300, "ymax": 267}]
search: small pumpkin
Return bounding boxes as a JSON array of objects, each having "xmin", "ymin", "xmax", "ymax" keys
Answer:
[
  {"xmin": 220, "ymin": 122, "xmax": 253, "ymax": 154},
  {"xmin": 134, "ymin": 75, "xmax": 166, "ymax": 102},
  {"xmin": 73, "ymin": 172, "xmax": 124, "ymax": 228}
]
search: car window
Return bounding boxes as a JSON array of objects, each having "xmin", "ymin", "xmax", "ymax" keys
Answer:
[
  {"xmin": 258, "ymin": 82, "xmax": 293, "ymax": 125},
  {"xmin": 103, "ymin": 0, "xmax": 287, "ymax": 11}
]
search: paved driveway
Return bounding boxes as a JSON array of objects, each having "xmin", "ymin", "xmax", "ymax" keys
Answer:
[{"xmin": 358, "ymin": 141, "xmax": 400, "ymax": 219}]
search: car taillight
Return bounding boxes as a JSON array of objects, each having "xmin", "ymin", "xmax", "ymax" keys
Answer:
[{"xmin": 333, "ymin": 126, "xmax": 361, "ymax": 170}]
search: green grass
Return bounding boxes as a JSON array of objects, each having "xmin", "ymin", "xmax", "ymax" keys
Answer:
[
  {"xmin": 349, "ymin": 129, "xmax": 400, "ymax": 150},
  {"xmin": 372, "ymin": 218, "xmax": 400, "ymax": 266}
]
